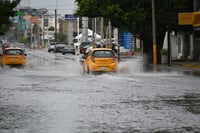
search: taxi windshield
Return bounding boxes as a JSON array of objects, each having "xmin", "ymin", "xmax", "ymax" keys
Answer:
[
  {"xmin": 93, "ymin": 50, "xmax": 114, "ymax": 58},
  {"xmin": 5, "ymin": 49, "xmax": 23, "ymax": 55}
]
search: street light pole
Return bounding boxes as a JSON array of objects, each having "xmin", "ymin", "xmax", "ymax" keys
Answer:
[
  {"xmin": 55, "ymin": 0, "xmax": 58, "ymax": 42},
  {"xmin": 55, "ymin": 9, "xmax": 57, "ymax": 42},
  {"xmin": 167, "ymin": 0, "xmax": 172, "ymax": 66},
  {"xmin": 152, "ymin": 0, "xmax": 157, "ymax": 65}
]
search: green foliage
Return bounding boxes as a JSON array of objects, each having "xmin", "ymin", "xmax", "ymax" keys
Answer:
[
  {"xmin": 57, "ymin": 32, "xmax": 67, "ymax": 43},
  {"xmin": 0, "ymin": 0, "xmax": 21, "ymax": 35},
  {"xmin": 48, "ymin": 26, "xmax": 55, "ymax": 31},
  {"xmin": 75, "ymin": 0, "xmax": 193, "ymax": 38},
  {"xmin": 20, "ymin": 36, "xmax": 30, "ymax": 43},
  {"xmin": 160, "ymin": 49, "xmax": 168, "ymax": 55}
]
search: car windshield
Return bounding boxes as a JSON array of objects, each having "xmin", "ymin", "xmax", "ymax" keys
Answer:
[
  {"xmin": 80, "ymin": 42, "xmax": 92, "ymax": 47},
  {"xmin": 56, "ymin": 44, "xmax": 65, "ymax": 47},
  {"xmin": 93, "ymin": 50, "xmax": 114, "ymax": 58},
  {"xmin": 5, "ymin": 49, "xmax": 23, "ymax": 55}
]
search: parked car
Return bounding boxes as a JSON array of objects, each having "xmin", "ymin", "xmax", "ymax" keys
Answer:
[
  {"xmin": 82, "ymin": 48, "xmax": 118, "ymax": 74},
  {"xmin": 81, "ymin": 44, "xmax": 93, "ymax": 54},
  {"xmin": 62, "ymin": 45, "xmax": 75, "ymax": 55},
  {"xmin": 80, "ymin": 42, "xmax": 92, "ymax": 54},
  {"xmin": 48, "ymin": 42, "xmax": 56, "ymax": 52},
  {"xmin": 0, "ymin": 47, "xmax": 27, "ymax": 67},
  {"xmin": 15, "ymin": 43, "xmax": 26, "ymax": 52},
  {"xmin": 1, "ymin": 43, "xmax": 10, "ymax": 50},
  {"xmin": 53, "ymin": 43, "xmax": 66, "ymax": 53}
]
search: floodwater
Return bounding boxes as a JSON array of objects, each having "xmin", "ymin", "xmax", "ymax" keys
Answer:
[{"xmin": 0, "ymin": 49, "xmax": 200, "ymax": 133}]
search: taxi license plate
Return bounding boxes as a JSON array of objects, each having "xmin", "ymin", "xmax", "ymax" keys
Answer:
[
  {"xmin": 12, "ymin": 58, "xmax": 16, "ymax": 60},
  {"xmin": 101, "ymin": 67, "xmax": 107, "ymax": 70}
]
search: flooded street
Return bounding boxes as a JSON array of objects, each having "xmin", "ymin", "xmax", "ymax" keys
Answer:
[{"xmin": 0, "ymin": 49, "xmax": 200, "ymax": 133}]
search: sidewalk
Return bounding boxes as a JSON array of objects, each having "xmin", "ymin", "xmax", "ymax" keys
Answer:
[
  {"xmin": 119, "ymin": 53, "xmax": 200, "ymax": 73},
  {"xmin": 172, "ymin": 61, "xmax": 200, "ymax": 72}
]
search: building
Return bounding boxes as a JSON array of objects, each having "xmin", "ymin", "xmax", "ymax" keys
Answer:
[
  {"xmin": 169, "ymin": 0, "xmax": 200, "ymax": 61},
  {"xmin": 193, "ymin": 0, "xmax": 200, "ymax": 61}
]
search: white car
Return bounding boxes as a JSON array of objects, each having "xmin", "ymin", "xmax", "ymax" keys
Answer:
[{"xmin": 48, "ymin": 42, "xmax": 56, "ymax": 52}]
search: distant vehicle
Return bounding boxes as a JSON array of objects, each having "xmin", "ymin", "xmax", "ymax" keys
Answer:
[
  {"xmin": 15, "ymin": 43, "xmax": 26, "ymax": 52},
  {"xmin": 0, "ymin": 47, "xmax": 27, "ymax": 67},
  {"xmin": 82, "ymin": 48, "xmax": 118, "ymax": 74},
  {"xmin": 84, "ymin": 45, "xmax": 93, "ymax": 54},
  {"xmin": 62, "ymin": 45, "xmax": 75, "ymax": 55},
  {"xmin": 80, "ymin": 42, "xmax": 92, "ymax": 54},
  {"xmin": 53, "ymin": 43, "xmax": 65, "ymax": 53},
  {"xmin": 48, "ymin": 42, "xmax": 56, "ymax": 52},
  {"xmin": 1, "ymin": 43, "xmax": 10, "ymax": 50}
]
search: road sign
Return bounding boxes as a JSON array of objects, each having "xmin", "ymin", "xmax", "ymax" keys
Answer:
[
  {"xmin": 16, "ymin": 11, "xmax": 23, "ymax": 16},
  {"xmin": 65, "ymin": 14, "xmax": 77, "ymax": 20}
]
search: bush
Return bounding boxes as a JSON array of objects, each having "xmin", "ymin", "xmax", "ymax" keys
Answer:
[{"xmin": 160, "ymin": 49, "xmax": 168, "ymax": 55}]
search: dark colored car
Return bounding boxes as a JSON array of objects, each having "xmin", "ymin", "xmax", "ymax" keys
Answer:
[
  {"xmin": 53, "ymin": 44, "xmax": 66, "ymax": 53},
  {"xmin": 62, "ymin": 45, "xmax": 75, "ymax": 55},
  {"xmin": 80, "ymin": 42, "xmax": 92, "ymax": 54}
]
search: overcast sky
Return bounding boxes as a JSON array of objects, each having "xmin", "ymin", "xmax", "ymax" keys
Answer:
[{"xmin": 19, "ymin": 0, "xmax": 77, "ymax": 16}]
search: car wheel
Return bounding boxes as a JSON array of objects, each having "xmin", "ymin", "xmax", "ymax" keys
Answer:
[
  {"xmin": 62, "ymin": 52, "xmax": 65, "ymax": 55},
  {"xmin": 86, "ymin": 67, "xmax": 91, "ymax": 74}
]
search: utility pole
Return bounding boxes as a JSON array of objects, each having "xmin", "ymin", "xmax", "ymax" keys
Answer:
[
  {"xmin": 167, "ymin": 0, "xmax": 172, "ymax": 66},
  {"xmin": 152, "ymin": 0, "xmax": 157, "ymax": 65},
  {"xmin": 55, "ymin": 9, "xmax": 57, "ymax": 42},
  {"xmin": 100, "ymin": 17, "xmax": 104, "ymax": 40},
  {"xmin": 82, "ymin": 17, "xmax": 88, "ymax": 42},
  {"xmin": 55, "ymin": 0, "xmax": 58, "ymax": 42},
  {"xmin": 108, "ymin": 20, "xmax": 112, "ymax": 48}
]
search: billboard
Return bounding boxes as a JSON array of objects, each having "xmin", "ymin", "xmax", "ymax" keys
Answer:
[
  {"xmin": 119, "ymin": 31, "xmax": 135, "ymax": 50},
  {"xmin": 178, "ymin": 12, "xmax": 193, "ymax": 25},
  {"xmin": 193, "ymin": 11, "xmax": 200, "ymax": 27}
]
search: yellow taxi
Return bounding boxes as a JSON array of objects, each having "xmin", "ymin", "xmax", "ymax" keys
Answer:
[
  {"xmin": 82, "ymin": 48, "xmax": 118, "ymax": 74},
  {"xmin": 0, "ymin": 47, "xmax": 27, "ymax": 67}
]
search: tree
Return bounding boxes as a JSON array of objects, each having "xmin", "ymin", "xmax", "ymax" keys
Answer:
[
  {"xmin": 57, "ymin": 32, "xmax": 67, "ymax": 43},
  {"xmin": 76, "ymin": 0, "xmax": 192, "ymax": 36},
  {"xmin": 48, "ymin": 26, "xmax": 55, "ymax": 31},
  {"xmin": 0, "ymin": 0, "xmax": 21, "ymax": 35},
  {"xmin": 20, "ymin": 36, "xmax": 30, "ymax": 44},
  {"xmin": 75, "ymin": 0, "xmax": 193, "ymax": 61}
]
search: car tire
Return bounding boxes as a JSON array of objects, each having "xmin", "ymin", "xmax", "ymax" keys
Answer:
[{"xmin": 86, "ymin": 67, "xmax": 91, "ymax": 74}]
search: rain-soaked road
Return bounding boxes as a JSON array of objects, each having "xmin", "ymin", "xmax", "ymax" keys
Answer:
[{"xmin": 0, "ymin": 49, "xmax": 200, "ymax": 133}]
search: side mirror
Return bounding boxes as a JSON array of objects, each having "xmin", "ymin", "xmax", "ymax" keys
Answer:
[{"xmin": 24, "ymin": 53, "xmax": 27, "ymax": 56}]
